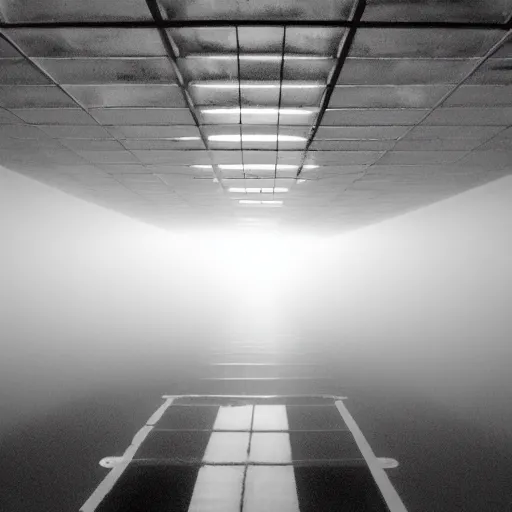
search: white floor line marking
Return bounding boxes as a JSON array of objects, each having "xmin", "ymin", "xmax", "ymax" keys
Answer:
[
  {"xmin": 335, "ymin": 400, "xmax": 408, "ymax": 512},
  {"xmin": 80, "ymin": 398, "xmax": 174, "ymax": 512}
]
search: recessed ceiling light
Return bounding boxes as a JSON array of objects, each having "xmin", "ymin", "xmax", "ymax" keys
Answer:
[
  {"xmin": 201, "ymin": 107, "xmax": 313, "ymax": 115},
  {"xmin": 192, "ymin": 82, "xmax": 324, "ymax": 89},
  {"xmin": 219, "ymin": 164, "xmax": 298, "ymax": 171},
  {"xmin": 228, "ymin": 187, "xmax": 289, "ymax": 193},
  {"xmin": 239, "ymin": 199, "xmax": 283, "ymax": 206},
  {"xmin": 188, "ymin": 54, "xmax": 331, "ymax": 61},
  {"xmin": 209, "ymin": 134, "xmax": 305, "ymax": 142}
]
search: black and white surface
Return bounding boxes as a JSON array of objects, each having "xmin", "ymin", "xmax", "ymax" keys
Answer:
[
  {"xmin": 82, "ymin": 396, "xmax": 405, "ymax": 512},
  {"xmin": 1, "ymin": 0, "xmax": 512, "ymax": 233}
]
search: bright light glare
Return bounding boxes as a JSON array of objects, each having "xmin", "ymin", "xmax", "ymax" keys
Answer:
[
  {"xmin": 209, "ymin": 134, "xmax": 305, "ymax": 142},
  {"xmin": 229, "ymin": 187, "xmax": 289, "ymax": 193},
  {"xmin": 239, "ymin": 200, "xmax": 283, "ymax": 206},
  {"xmin": 191, "ymin": 165, "xmax": 213, "ymax": 169},
  {"xmin": 188, "ymin": 54, "xmax": 331, "ymax": 61},
  {"xmin": 219, "ymin": 164, "xmax": 297, "ymax": 171},
  {"xmin": 201, "ymin": 108, "xmax": 313, "ymax": 115},
  {"xmin": 173, "ymin": 137, "xmax": 200, "ymax": 141},
  {"xmin": 193, "ymin": 82, "xmax": 324, "ymax": 89},
  {"xmin": 303, "ymin": 165, "xmax": 319, "ymax": 169},
  {"xmin": 297, "ymin": 179, "xmax": 306, "ymax": 184}
]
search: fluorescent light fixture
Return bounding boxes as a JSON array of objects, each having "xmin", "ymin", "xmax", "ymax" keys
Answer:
[
  {"xmin": 239, "ymin": 200, "xmax": 283, "ymax": 205},
  {"xmin": 191, "ymin": 164, "xmax": 213, "ymax": 169},
  {"xmin": 193, "ymin": 82, "xmax": 324, "ymax": 89},
  {"xmin": 209, "ymin": 134, "xmax": 305, "ymax": 142},
  {"xmin": 173, "ymin": 136, "xmax": 200, "ymax": 141},
  {"xmin": 188, "ymin": 54, "xmax": 331, "ymax": 61},
  {"xmin": 297, "ymin": 179, "xmax": 306, "ymax": 184},
  {"xmin": 228, "ymin": 187, "xmax": 289, "ymax": 193},
  {"xmin": 303, "ymin": 165, "xmax": 319, "ymax": 169},
  {"xmin": 219, "ymin": 164, "xmax": 298, "ymax": 171},
  {"xmin": 201, "ymin": 107, "xmax": 313, "ymax": 115}
]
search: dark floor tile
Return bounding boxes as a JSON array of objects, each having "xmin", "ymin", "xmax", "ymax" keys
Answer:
[
  {"xmin": 287, "ymin": 405, "xmax": 348, "ymax": 431},
  {"xmin": 134, "ymin": 430, "xmax": 211, "ymax": 461},
  {"xmin": 96, "ymin": 463, "xmax": 199, "ymax": 512},
  {"xmin": 156, "ymin": 405, "xmax": 219, "ymax": 430},
  {"xmin": 290, "ymin": 431, "xmax": 362, "ymax": 461},
  {"xmin": 294, "ymin": 466, "xmax": 390, "ymax": 512}
]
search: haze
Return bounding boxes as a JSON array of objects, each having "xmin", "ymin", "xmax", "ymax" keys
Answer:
[{"xmin": 1, "ymin": 165, "xmax": 512, "ymax": 511}]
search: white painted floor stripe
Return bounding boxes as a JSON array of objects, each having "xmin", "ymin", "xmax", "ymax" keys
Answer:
[
  {"xmin": 203, "ymin": 432, "xmax": 250, "ymax": 463},
  {"xmin": 249, "ymin": 433, "xmax": 293, "ymax": 463},
  {"xmin": 188, "ymin": 466, "xmax": 244, "ymax": 512},
  {"xmin": 213, "ymin": 405, "xmax": 253, "ymax": 430},
  {"xmin": 80, "ymin": 398, "xmax": 174, "ymax": 512},
  {"xmin": 335, "ymin": 400, "xmax": 408, "ymax": 512},
  {"xmin": 252, "ymin": 405, "xmax": 289, "ymax": 431},
  {"xmin": 244, "ymin": 466, "xmax": 300, "ymax": 512}
]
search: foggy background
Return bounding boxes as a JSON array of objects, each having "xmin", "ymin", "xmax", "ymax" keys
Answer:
[{"xmin": 1, "ymin": 165, "xmax": 512, "ymax": 511}]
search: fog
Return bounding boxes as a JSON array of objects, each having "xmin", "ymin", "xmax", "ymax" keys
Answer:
[{"xmin": 1, "ymin": 165, "xmax": 512, "ymax": 511}]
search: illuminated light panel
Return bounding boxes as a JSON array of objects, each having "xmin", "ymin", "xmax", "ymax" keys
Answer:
[
  {"xmin": 239, "ymin": 200, "xmax": 283, "ymax": 206},
  {"xmin": 201, "ymin": 108, "xmax": 314, "ymax": 115},
  {"xmin": 219, "ymin": 164, "xmax": 298, "ymax": 171},
  {"xmin": 193, "ymin": 82, "xmax": 324, "ymax": 89},
  {"xmin": 228, "ymin": 187, "xmax": 289, "ymax": 193},
  {"xmin": 209, "ymin": 135, "xmax": 306, "ymax": 142},
  {"xmin": 191, "ymin": 165, "xmax": 213, "ymax": 169},
  {"xmin": 187, "ymin": 55, "xmax": 331, "ymax": 61},
  {"xmin": 303, "ymin": 165, "xmax": 319, "ymax": 169},
  {"xmin": 297, "ymin": 179, "xmax": 306, "ymax": 184},
  {"xmin": 173, "ymin": 137, "xmax": 201, "ymax": 141}
]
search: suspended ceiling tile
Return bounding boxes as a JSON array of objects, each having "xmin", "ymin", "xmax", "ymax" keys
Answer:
[
  {"xmin": 239, "ymin": 60, "xmax": 281, "ymax": 81},
  {"xmin": 0, "ymin": 0, "xmax": 153, "ymax": 22},
  {"xmin": 238, "ymin": 26, "xmax": 284, "ymax": 53},
  {"xmin": 392, "ymin": 139, "xmax": 485, "ymax": 151},
  {"xmin": 168, "ymin": 27, "xmax": 237, "ymax": 57},
  {"xmin": 190, "ymin": 85, "xmax": 239, "ymax": 107},
  {"xmin": 58, "ymin": 139, "xmax": 124, "ymax": 151},
  {"xmin": 283, "ymin": 58, "xmax": 335, "ymax": 81},
  {"xmin": 362, "ymin": 0, "xmax": 512, "ymax": 22},
  {"xmin": 0, "ymin": 59, "xmax": 51, "ymax": 85},
  {"xmin": 35, "ymin": 58, "xmax": 177, "ymax": 85},
  {"xmin": 442, "ymin": 85, "xmax": 512, "ymax": 107},
  {"xmin": 286, "ymin": 26, "xmax": 345, "ymax": 56},
  {"xmin": 0, "ymin": 108, "xmax": 23, "ymax": 123},
  {"xmin": 316, "ymin": 125, "xmax": 410, "ymax": 139},
  {"xmin": 210, "ymin": 150, "xmax": 242, "ymax": 164},
  {"xmin": 37, "ymin": 124, "xmax": 113, "ymax": 138},
  {"xmin": 338, "ymin": 58, "xmax": 477, "ymax": 85},
  {"xmin": 351, "ymin": 29, "xmax": 504, "ymax": 58},
  {"xmin": 0, "ymin": 124, "xmax": 50, "ymax": 138},
  {"xmin": 280, "ymin": 87, "xmax": 325, "ymax": 107},
  {"xmin": 310, "ymin": 139, "xmax": 396, "ymax": 150},
  {"xmin": 304, "ymin": 151, "xmax": 384, "ymax": 165},
  {"xmin": 121, "ymin": 139, "xmax": 206, "ymax": 150},
  {"xmin": 156, "ymin": 0, "xmax": 355, "ymax": 20},
  {"xmin": 473, "ymin": 137, "xmax": 512, "ymax": 150},
  {"xmin": 492, "ymin": 35, "xmax": 512, "ymax": 58},
  {"xmin": 454, "ymin": 150, "xmax": 512, "ymax": 169},
  {"xmin": 376, "ymin": 150, "xmax": 469, "ymax": 165},
  {"xmin": 10, "ymin": 108, "xmax": 97, "ymax": 124},
  {"xmin": 0, "ymin": 37, "xmax": 19, "ymax": 57},
  {"xmin": 75, "ymin": 150, "xmax": 140, "ymax": 164},
  {"xmin": 179, "ymin": 58, "xmax": 238, "ymax": 83},
  {"xmin": 6, "ymin": 28, "xmax": 167, "ymax": 57},
  {"xmin": 107, "ymin": 125, "xmax": 201, "ymax": 139},
  {"xmin": 322, "ymin": 108, "xmax": 429, "ymax": 125},
  {"xmin": 90, "ymin": 108, "xmax": 195, "ymax": 126},
  {"xmin": 404, "ymin": 125, "xmax": 505, "ymax": 139},
  {"xmin": 424, "ymin": 107, "xmax": 512, "ymax": 125},
  {"xmin": 62, "ymin": 84, "xmax": 186, "ymax": 108},
  {"xmin": 464, "ymin": 60, "xmax": 512, "ymax": 85},
  {"xmin": 330, "ymin": 85, "xmax": 451, "ymax": 108},
  {"xmin": 133, "ymin": 150, "xmax": 211, "ymax": 165},
  {"xmin": 0, "ymin": 85, "xmax": 76, "ymax": 108}
]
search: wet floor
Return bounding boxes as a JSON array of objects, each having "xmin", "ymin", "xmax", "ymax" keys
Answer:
[{"xmin": 1, "ymin": 332, "xmax": 512, "ymax": 512}]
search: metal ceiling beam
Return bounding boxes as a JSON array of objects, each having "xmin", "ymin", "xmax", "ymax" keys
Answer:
[
  {"xmin": 0, "ymin": 20, "xmax": 509, "ymax": 30},
  {"xmin": 296, "ymin": 0, "xmax": 367, "ymax": 178}
]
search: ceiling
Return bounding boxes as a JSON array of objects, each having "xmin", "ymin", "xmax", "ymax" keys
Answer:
[{"xmin": 1, "ymin": 0, "xmax": 511, "ymax": 234}]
